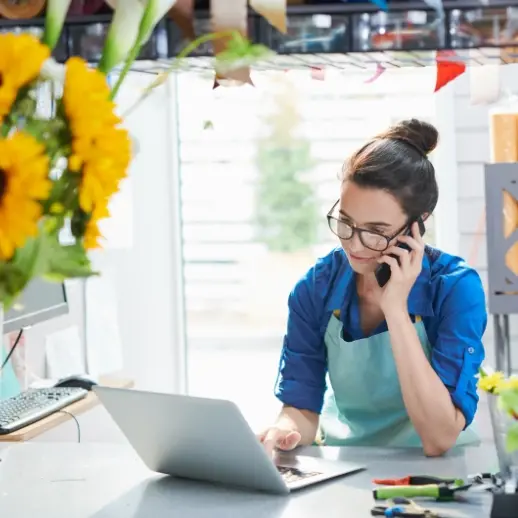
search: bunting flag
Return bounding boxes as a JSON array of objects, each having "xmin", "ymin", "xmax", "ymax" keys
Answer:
[
  {"xmin": 364, "ymin": 63, "xmax": 385, "ymax": 84},
  {"xmin": 168, "ymin": 0, "xmax": 195, "ymax": 41},
  {"xmin": 469, "ymin": 63, "xmax": 501, "ymax": 104},
  {"xmin": 310, "ymin": 67, "xmax": 325, "ymax": 81},
  {"xmin": 211, "ymin": 0, "xmax": 252, "ymax": 88},
  {"xmin": 434, "ymin": 50, "xmax": 466, "ymax": 92},
  {"xmin": 249, "ymin": 0, "xmax": 287, "ymax": 33}
]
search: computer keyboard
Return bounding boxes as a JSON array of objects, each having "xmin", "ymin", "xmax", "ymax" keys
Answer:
[
  {"xmin": 277, "ymin": 465, "xmax": 322, "ymax": 484},
  {"xmin": 0, "ymin": 387, "xmax": 88, "ymax": 434}
]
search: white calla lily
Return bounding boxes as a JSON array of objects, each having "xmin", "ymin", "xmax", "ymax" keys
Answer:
[
  {"xmin": 43, "ymin": 0, "xmax": 72, "ymax": 50},
  {"xmin": 137, "ymin": 0, "xmax": 177, "ymax": 45},
  {"xmin": 98, "ymin": 0, "xmax": 146, "ymax": 74},
  {"xmin": 104, "ymin": 0, "xmax": 177, "ymax": 98}
]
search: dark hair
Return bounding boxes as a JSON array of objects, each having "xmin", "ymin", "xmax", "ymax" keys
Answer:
[{"xmin": 341, "ymin": 118, "xmax": 439, "ymax": 219}]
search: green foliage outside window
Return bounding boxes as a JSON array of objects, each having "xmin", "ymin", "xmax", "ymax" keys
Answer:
[{"xmin": 254, "ymin": 78, "xmax": 319, "ymax": 253}]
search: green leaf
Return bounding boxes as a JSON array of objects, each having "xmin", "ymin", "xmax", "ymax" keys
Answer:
[
  {"xmin": 506, "ymin": 423, "xmax": 518, "ymax": 453},
  {"xmin": 0, "ymin": 262, "xmax": 28, "ymax": 310},
  {"xmin": 46, "ymin": 242, "xmax": 97, "ymax": 280},
  {"xmin": 0, "ymin": 233, "xmax": 48, "ymax": 309},
  {"xmin": 215, "ymin": 33, "xmax": 273, "ymax": 74},
  {"xmin": 499, "ymin": 388, "xmax": 518, "ymax": 414}
]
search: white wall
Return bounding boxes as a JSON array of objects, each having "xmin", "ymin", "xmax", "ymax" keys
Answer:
[
  {"xmin": 453, "ymin": 65, "xmax": 518, "ymax": 370},
  {"xmin": 88, "ymin": 72, "xmax": 186, "ymax": 393}
]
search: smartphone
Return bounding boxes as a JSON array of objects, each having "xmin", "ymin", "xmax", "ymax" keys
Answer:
[{"xmin": 375, "ymin": 216, "xmax": 426, "ymax": 288}]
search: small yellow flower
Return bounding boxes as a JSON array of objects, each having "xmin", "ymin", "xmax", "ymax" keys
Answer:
[
  {"xmin": 0, "ymin": 33, "xmax": 50, "ymax": 122},
  {"xmin": 0, "ymin": 131, "xmax": 51, "ymax": 260},
  {"xmin": 498, "ymin": 376, "xmax": 518, "ymax": 392},
  {"xmin": 478, "ymin": 371, "xmax": 506, "ymax": 394}
]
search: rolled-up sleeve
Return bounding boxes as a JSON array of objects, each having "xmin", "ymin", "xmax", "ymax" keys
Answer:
[
  {"xmin": 274, "ymin": 265, "xmax": 328, "ymax": 414},
  {"xmin": 431, "ymin": 270, "xmax": 487, "ymax": 428}
]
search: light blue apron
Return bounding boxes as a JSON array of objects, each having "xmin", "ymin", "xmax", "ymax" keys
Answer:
[{"xmin": 318, "ymin": 311, "xmax": 479, "ymax": 448}]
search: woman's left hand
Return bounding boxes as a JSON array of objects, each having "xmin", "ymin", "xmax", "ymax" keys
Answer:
[{"xmin": 378, "ymin": 221, "xmax": 425, "ymax": 316}]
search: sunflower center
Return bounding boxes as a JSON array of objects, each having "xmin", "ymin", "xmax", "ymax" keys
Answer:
[{"xmin": 0, "ymin": 169, "xmax": 6, "ymax": 202}]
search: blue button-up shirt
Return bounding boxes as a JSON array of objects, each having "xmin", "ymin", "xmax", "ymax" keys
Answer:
[{"xmin": 275, "ymin": 246, "xmax": 487, "ymax": 428}]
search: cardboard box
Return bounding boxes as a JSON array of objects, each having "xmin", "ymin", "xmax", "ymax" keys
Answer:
[{"xmin": 489, "ymin": 112, "xmax": 518, "ymax": 163}]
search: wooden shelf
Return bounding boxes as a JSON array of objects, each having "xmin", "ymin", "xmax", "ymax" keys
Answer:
[{"xmin": 0, "ymin": 374, "xmax": 134, "ymax": 442}]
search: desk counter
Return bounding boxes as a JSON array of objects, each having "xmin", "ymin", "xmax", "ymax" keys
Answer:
[{"xmin": 0, "ymin": 441, "xmax": 497, "ymax": 518}]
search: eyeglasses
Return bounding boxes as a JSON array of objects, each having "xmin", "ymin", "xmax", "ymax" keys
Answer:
[{"xmin": 326, "ymin": 200, "xmax": 408, "ymax": 252}]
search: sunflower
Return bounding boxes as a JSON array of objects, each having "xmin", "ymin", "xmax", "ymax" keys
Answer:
[
  {"xmin": 84, "ymin": 201, "xmax": 110, "ymax": 250},
  {"xmin": 63, "ymin": 57, "xmax": 131, "ymax": 215},
  {"xmin": 0, "ymin": 131, "xmax": 51, "ymax": 260},
  {"xmin": 0, "ymin": 33, "xmax": 50, "ymax": 122}
]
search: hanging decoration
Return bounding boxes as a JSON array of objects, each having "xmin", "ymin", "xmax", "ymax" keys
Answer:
[
  {"xmin": 249, "ymin": 0, "xmax": 287, "ymax": 34},
  {"xmin": 364, "ymin": 63, "xmax": 385, "ymax": 84},
  {"xmin": 434, "ymin": 50, "xmax": 466, "ymax": 92},
  {"xmin": 168, "ymin": 0, "xmax": 195, "ymax": 41},
  {"xmin": 310, "ymin": 66, "xmax": 325, "ymax": 81},
  {"xmin": 469, "ymin": 63, "xmax": 501, "ymax": 105},
  {"xmin": 211, "ymin": 0, "xmax": 253, "ymax": 88}
]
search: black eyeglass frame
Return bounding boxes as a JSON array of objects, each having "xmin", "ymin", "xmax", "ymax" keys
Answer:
[{"xmin": 326, "ymin": 199, "xmax": 409, "ymax": 252}]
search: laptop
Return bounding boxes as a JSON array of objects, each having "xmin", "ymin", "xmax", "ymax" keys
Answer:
[{"xmin": 94, "ymin": 386, "xmax": 365, "ymax": 495}]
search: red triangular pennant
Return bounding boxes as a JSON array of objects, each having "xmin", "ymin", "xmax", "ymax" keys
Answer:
[{"xmin": 434, "ymin": 51, "xmax": 466, "ymax": 93}]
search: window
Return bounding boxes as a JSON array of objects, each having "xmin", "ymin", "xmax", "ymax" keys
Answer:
[{"xmin": 177, "ymin": 67, "xmax": 443, "ymax": 430}]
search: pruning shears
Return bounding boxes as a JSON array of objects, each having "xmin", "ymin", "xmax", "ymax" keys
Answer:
[
  {"xmin": 371, "ymin": 497, "xmax": 450, "ymax": 517},
  {"xmin": 373, "ymin": 475, "xmax": 472, "ymax": 502}
]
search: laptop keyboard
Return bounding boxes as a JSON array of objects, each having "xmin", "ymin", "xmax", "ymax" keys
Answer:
[{"xmin": 277, "ymin": 466, "xmax": 322, "ymax": 484}]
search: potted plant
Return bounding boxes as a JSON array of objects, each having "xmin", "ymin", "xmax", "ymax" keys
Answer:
[{"xmin": 478, "ymin": 367, "xmax": 518, "ymax": 518}]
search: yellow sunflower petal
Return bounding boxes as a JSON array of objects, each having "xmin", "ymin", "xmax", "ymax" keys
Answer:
[
  {"xmin": 0, "ymin": 34, "xmax": 50, "ymax": 123},
  {"xmin": 0, "ymin": 131, "xmax": 51, "ymax": 260},
  {"xmin": 63, "ymin": 56, "xmax": 132, "ymax": 219}
]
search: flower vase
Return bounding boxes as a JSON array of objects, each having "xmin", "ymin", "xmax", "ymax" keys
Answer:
[
  {"xmin": 488, "ymin": 393, "xmax": 518, "ymax": 518},
  {"xmin": 488, "ymin": 393, "xmax": 518, "ymax": 480}
]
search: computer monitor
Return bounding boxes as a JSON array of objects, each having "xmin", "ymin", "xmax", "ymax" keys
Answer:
[{"xmin": 3, "ymin": 279, "xmax": 68, "ymax": 334}]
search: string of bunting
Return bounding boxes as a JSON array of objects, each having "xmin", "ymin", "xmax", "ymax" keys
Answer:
[
  {"xmin": 165, "ymin": 0, "xmax": 500, "ymax": 97},
  {"xmin": 167, "ymin": 0, "xmax": 287, "ymax": 88}
]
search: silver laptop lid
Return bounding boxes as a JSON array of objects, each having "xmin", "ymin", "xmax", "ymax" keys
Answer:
[{"xmin": 94, "ymin": 386, "xmax": 289, "ymax": 494}]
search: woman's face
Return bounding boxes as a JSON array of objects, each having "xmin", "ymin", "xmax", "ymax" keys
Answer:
[{"xmin": 336, "ymin": 181, "xmax": 408, "ymax": 274}]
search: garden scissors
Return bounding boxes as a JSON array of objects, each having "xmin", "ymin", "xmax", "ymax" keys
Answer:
[{"xmin": 371, "ymin": 497, "xmax": 450, "ymax": 517}]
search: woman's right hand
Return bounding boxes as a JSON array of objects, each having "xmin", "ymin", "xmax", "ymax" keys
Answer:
[{"xmin": 258, "ymin": 426, "xmax": 302, "ymax": 457}]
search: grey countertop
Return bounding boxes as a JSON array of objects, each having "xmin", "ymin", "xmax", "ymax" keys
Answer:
[{"xmin": 0, "ymin": 441, "xmax": 498, "ymax": 518}]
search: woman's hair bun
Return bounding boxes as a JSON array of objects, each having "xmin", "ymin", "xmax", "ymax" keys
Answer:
[{"xmin": 377, "ymin": 118, "xmax": 439, "ymax": 157}]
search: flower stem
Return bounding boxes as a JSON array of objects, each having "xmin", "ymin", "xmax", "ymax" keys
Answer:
[
  {"xmin": 120, "ymin": 30, "xmax": 237, "ymax": 117},
  {"xmin": 109, "ymin": 42, "xmax": 144, "ymax": 100}
]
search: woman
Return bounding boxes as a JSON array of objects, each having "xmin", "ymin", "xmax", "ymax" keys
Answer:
[{"xmin": 260, "ymin": 119, "xmax": 487, "ymax": 457}]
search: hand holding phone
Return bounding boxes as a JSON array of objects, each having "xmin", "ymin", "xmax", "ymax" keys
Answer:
[{"xmin": 375, "ymin": 217, "xmax": 426, "ymax": 288}]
